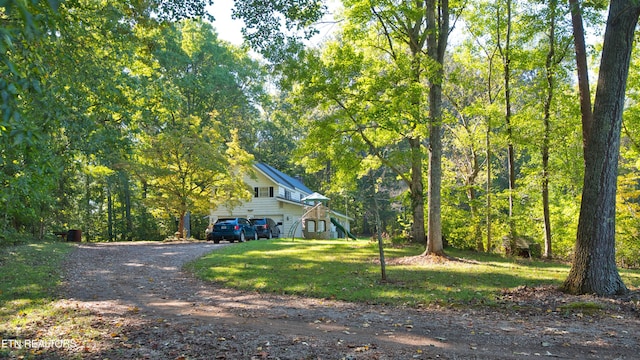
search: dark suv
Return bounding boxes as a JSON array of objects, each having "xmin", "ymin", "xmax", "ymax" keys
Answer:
[
  {"xmin": 251, "ymin": 218, "xmax": 282, "ymax": 239},
  {"xmin": 207, "ymin": 218, "xmax": 258, "ymax": 243}
]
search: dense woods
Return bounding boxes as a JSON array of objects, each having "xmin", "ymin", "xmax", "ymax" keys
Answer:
[{"xmin": 2, "ymin": 0, "xmax": 640, "ymax": 295}]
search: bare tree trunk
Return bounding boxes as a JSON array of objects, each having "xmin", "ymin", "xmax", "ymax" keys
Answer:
[
  {"xmin": 373, "ymin": 188, "xmax": 387, "ymax": 281},
  {"xmin": 496, "ymin": 0, "xmax": 517, "ymax": 253},
  {"xmin": 542, "ymin": 0, "xmax": 557, "ymax": 258},
  {"xmin": 427, "ymin": 95, "xmax": 443, "ymax": 255},
  {"xmin": 121, "ymin": 172, "xmax": 133, "ymax": 241},
  {"xmin": 469, "ymin": 186, "xmax": 484, "ymax": 252},
  {"xmin": 177, "ymin": 214, "xmax": 185, "ymax": 239},
  {"xmin": 486, "ymin": 122, "xmax": 492, "ymax": 252},
  {"xmin": 409, "ymin": 137, "xmax": 426, "ymax": 243},
  {"xmin": 568, "ymin": 0, "xmax": 593, "ymax": 144},
  {"xmin": 563, "ymin": 0, "xmax": 639, "ymax": 296},
  {"xmin": 424, "ymin": 0, "xmax": 449, "ymax": 256},
  {"xmin": 505, "ymin": 0, "xmax": 517, "ymax": 250},
  {"xmin": 107, "ymin": 179, "xmax": 114, "ymax": 242}
]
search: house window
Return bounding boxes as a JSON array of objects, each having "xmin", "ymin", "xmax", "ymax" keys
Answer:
[
  {"xmin": 254, "ymin": 187, "xmax": 274, "ymax": 198},
  {"xmin": 284, "ymin": 189, "xmax": 291, "ymax": 200}
]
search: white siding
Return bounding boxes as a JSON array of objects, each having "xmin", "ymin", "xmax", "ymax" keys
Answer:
[{"xmin": 209, "ymin": 167, "xmax": 308, "ymax": 238}]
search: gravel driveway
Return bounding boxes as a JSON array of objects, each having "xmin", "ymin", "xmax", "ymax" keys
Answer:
[{"xmin": 52, "ymin": 241, "xmax": 640, "ymax": 359}]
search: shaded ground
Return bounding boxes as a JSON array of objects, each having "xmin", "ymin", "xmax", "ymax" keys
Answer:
[{"xmin": 8, "ymin": 241, "xmax": 640, "ymax": 359}]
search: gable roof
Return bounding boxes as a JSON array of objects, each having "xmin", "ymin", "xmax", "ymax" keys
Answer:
[{"xmin": 254, "ymin": 163, "xmax": 314, "ymax": 195}]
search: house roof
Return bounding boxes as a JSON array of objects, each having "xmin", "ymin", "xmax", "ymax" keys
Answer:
[{"xmin": 255, "ymin": 163, "xmax": 314, "ymax": 195}]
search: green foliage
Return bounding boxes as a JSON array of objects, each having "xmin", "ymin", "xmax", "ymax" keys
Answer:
[
  {"xmin": 2, "ymin": 0, "xmax": 640, "ymax": 268},
  {"xmin": 233, "ymin": 0, "xmax": 325, "ymax": 62},
  {"xmin": 0, "ymin": 3, "xmax": 266, "ymax": 241},
  {"xmin": 617, "ymin": 44, "xmax": 640, "ymax": 267}
]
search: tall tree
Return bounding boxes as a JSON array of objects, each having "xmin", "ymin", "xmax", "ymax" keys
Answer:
[
  {"xmin": 291, "ymin": 0, "xmax": 451, "ymax": 253},
  {"xmin": 444, "ymin": 57, "xmax": 493, "ymax": 251},
  {"xmin": 540, "ymin": 0, "xmax": 557, "ymax": 259},
  {"xmin": 1, "ymin": 0, "xmax": 226, "ymax": 242},
  {"xmin": 138, "ymin": 117, "xmax": 253, "ymax": 238},
  {"xmin": 562, "ymin": 0, "xmax": 640, "ymax": 296},
  {"xmin": 453, "ymin": 1, "xmax": 508, "ymax": 252},
  {"xmin": 534, "ymin": 0, "xmax": 575, "ymax": 258},
  {"xmin": 425, "ymin": 0, "xmax": 450, "ymax": 255},
  {"xmin": 496, "ymin": 0, "xmax": 518, "ymax": 249}
]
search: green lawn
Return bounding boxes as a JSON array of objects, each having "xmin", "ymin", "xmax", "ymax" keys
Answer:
[
  {"xmin": 0, "ymin": 242, "xmax": 72, "ymax": 313},
  {"xmin": 187, "ymin": 238, "xmax": 640, "ymax": 306},
  {"xmin": 0, "ymin": 242, "xmax": 74, "ymax": 340}
]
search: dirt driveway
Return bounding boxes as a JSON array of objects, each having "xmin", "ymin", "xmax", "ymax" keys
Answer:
[{"xmin": 51, "ymin": 241, "xmax": 639, "ymax": 359}]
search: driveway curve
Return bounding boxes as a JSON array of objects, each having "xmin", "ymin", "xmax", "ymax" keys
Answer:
[{"xmin": 57, "ymin": 241, "xmax": 639, "ymax": 359}]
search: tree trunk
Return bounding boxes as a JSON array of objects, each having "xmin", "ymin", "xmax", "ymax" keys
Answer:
[
  {"xmin": 107, "ymin": 179, "xmax": 114, "ymax": 242},
  {"xmin": 373, "ymin": 187, "xmax": 387, "ymax": 281},
  {"xmin": 466, "ymin": 129, "xmax": 482, "ymax": 252},
  {"xmin": 496, "ymin": 0, "xmax": 517, "ymax": 252},
  {"xmin": 424, "ymin": 0, "xmax": 448, "ymax": 256},
  {"xmin": 568, "ymin": 0, "xmax": 593, "ymax": 144},
  {"xmin": 504, "ymin": 0, "xmax": 517, "ymax": 250},
  {"xmin": 542, "ymin": 0, "xmax": 557, "ymax": 258},
  {"xmin": 177, "ymin": 210, "xmax": 186, "ymax": 239},
  {"xmin": 426, "ymin": 96, "xmax": 443, "ymax": 255},
  {"xmin": 469, "ymin": 185, "xmax": 483, "ymax": 252},
  {"xmin": 121, "ymin": 171, "xmax": 133, "ymax": 241},
  {"xmin": 409, "ymin": 137, "xmax": 426, "ymax": 243},
  {"xmin": 562, "ymin": 0, "xmax": 639, "ymax": 296},
  {"xmin": 486, "ymin": 120, "xmax": 492, "ymax": 252}
]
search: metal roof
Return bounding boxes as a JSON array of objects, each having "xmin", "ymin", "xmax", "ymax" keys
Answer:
[{"xmin": 254, "ymin": 163, "xmax": 314, "ymax": 195}]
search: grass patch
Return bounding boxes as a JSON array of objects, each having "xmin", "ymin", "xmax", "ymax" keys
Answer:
[
  {"xmin": 0, "ymin": 242, "xmax": 74, "ymax": 347},
  {"xmin": 188, "ymin": 239, "xmax": 640, "ymax": 307},
  {"xmin": 557, "ymin": 301, "xmax": 605, "ymax": 315}
]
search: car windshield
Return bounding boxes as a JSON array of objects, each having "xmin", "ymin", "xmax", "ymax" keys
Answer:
[
  {"xmin": 216, "ymin": 219, "xmax": 236, "ymax": 225},
  {"xmin": 252, "ymin": 219, "xmax": 266, "ymax": 225}
]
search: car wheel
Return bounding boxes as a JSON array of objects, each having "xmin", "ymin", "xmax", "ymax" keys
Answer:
[
  {"xmin": 240, "ymin": 232, "xmax": 246, "ymax": 242},
  {"xmin": 214, "ymin": 240, "xmax": 220, "ymax": 244}
]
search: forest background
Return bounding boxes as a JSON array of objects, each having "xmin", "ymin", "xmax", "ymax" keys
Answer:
[{"xmin": 2, "ymin": 0, "xmax": 640, "ymax": 269}]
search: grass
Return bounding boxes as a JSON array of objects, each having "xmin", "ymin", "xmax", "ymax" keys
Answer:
[
  {"xmin": 0, "ymin": 242, "xmax": 73, "ymax": 316},
  {"xmin": 0, "ymin": 238, "xmax": 636, "ymax": 359},
  {"xmin": 187, "ymin": 238, "xmax": 640, "ymax": 307},
  {"xmin": 0, "ymin": 241, "xmax": 76, "ymax": 356}
]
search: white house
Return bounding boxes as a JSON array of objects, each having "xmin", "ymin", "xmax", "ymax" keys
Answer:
[{"xmin": 209, "ymin": 163, "xmax": 353, "ymax": 239}]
